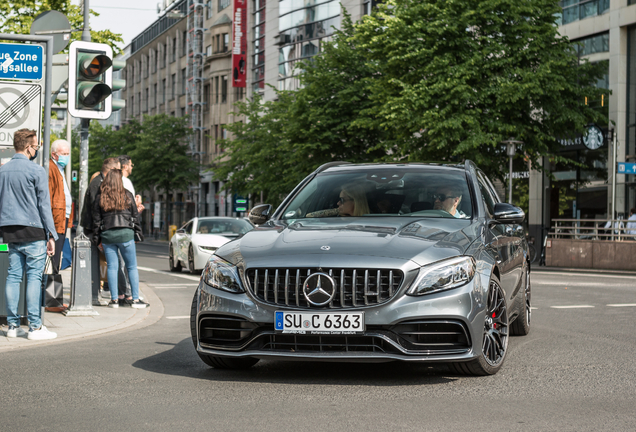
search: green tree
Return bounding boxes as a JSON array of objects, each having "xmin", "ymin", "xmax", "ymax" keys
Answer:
[
  {"xmin": 354, "ymin": 0, "xmax": 608, "ymax": 181},
  {"xmin": 127, "ymin": 115, "xmax": 199, "ymax": 238},
  {"xmin": 0, "ymin": 0, "xmax": 123, "ymax": 53}
]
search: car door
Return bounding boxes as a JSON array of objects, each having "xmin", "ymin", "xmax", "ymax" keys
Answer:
[
  {"xmin": 178, "ymin": 221, "xmax": 193, "ymax": 262},
  {"xmin": 479, "ymin": 171, "xmax": 524, "ymax": 298}
]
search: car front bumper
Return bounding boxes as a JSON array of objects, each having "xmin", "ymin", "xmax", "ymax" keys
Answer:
[{"xmin": 193, "ymin": 270, "xmax": 491, "ymax": 363}]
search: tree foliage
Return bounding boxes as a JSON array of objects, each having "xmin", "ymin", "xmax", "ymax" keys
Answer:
[
  {"xmin": 0, "ymin": 0, "xmax": 123, "ymax": 53},
  {"xmin": 69, "ymin": 115, "xmax": 199, "ymax": 205},
  {"xmin": 215, "ymin": 0, "xmax": 608, "ymax": 204}
]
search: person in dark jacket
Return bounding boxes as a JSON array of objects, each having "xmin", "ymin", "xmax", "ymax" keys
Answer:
[{"xmin": 92, "ymin": 169, "xmax": 148, "ymax": 309}]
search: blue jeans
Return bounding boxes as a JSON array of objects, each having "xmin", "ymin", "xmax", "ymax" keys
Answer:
[
  {"xmin": 5, "ymin": 241, "xmax": 47, "ymax": 330},
  {"xmin": 102, "ymin": 240, "xmax": 140, "ymax": 301}
]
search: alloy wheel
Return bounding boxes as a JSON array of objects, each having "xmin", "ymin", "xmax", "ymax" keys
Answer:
[{"xmin": 482, "ymin": 280, "xmax": 509, "ymax": 367}]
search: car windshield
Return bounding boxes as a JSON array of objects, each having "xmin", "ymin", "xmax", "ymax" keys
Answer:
[
  {"xmin": 281, "ymin": 167, "xmax": 472, "ymax": 220},
  {"xmin": 196, "ymin": 219, "xmax": 253, "ymax": 235}
]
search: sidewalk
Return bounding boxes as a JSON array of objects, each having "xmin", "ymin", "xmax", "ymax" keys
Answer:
[{"xmin": 0, "ymin": 269, "xmax": 163, "ymax": 352}]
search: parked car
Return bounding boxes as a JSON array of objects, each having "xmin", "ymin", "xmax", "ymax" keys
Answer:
[
  {"xmin": 190, "ymin": 161, "xmax": 531, "ymax": 375},
  {"xmin": 169, "ymin": 217, "xmax": 254, "ymax": 273}
]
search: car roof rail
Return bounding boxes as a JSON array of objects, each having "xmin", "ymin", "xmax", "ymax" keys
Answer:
[{"xmin": 314, "ymin": 161, "xmax": 351, "ymax": 173}]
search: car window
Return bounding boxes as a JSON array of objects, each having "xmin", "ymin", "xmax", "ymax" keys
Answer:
[
  {"xmin": 281, "ymin": 168, "xmax": 472, "ymax": 220},
  {"xmin": 196, "ymin": 219, "xmax": 254, "ymax": 235},
  {"xmin": 184, "ymin": 221, "xmax": 193, "ymax": 234},
  {"xmin": 476, "ymin": 171, "xmax": 497, "ymax": 216}
]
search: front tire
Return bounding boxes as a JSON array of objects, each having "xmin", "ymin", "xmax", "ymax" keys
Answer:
[
  {"xmin": 510, "ymin": 266, "xmax": 531, "ymax": 336},
  {"xmin": 190, "ymin": 292, "xmax": 259, "ymax": 370},
  {"xmin": 169, "ymin": 245, "xmax": 182, "ymax": 272},
  {"xmin": 188, "ymin": 245, "xmax": 197, "ymax": 274},
  {"xmin": 450, "ymin": 274, "xmax": 509, "ymax": 376}
]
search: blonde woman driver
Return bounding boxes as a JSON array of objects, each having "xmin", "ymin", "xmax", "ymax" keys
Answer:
[{"xmin": 307, "ymin": 183, "xmax": 370, "ymax": 218}]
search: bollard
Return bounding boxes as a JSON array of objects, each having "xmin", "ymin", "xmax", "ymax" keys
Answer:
[{"xmin": 63, "ymin": 233, "xmax": 99, "ymax": 316}]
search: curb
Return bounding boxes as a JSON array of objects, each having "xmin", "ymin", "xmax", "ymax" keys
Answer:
[
  {"xmin": 0, "ymin": 282, "xmax": 164, "ymax": 352},
  {"xmin": 532, "ymin": 266, "xmax": 636, "ymax": 277}
]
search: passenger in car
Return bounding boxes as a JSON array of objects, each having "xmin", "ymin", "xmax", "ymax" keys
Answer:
[
  {"xmin": 432, "ymin": 185, "xmax": 467, "ymax": 218},
  {"xmin": 306, "ymin": 183, "xmax": 371, "ymax": 217}
]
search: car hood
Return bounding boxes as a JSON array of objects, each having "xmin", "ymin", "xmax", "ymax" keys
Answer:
[
  {"xmin": 218, "ymin": 217, "xmax": 483, "ymax": 268},
  {"xmin": 192, "ymin": 233, "xmax": 233, "ymax": 247}
]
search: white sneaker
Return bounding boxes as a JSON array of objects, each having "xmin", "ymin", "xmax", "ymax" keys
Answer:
[
  {"xmin": 27, "ymin": 325, "xmax": 58, "ymax": 340},
  {"xmin": 6, "ymin": 325, "xmax": 26, "ymax": 338}
]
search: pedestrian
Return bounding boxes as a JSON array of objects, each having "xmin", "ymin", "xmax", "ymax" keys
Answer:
[
  {"xmin": 0, "ymin": 129, "xmax": 58, "ymax": 340},
  {"xmin": 80, "ymin": 157, "xmax": 121, "ymax": 306},
  {"xmin": 92, "ymin": 169, "xmax": 148, "ymax": 308},
  {"xmin": 626, "ymin": 208, "xmax": 636, "ymax": 239},
  {"xmin": 47, "ymin": 139, "xmax": 72, "ymax": 275}
]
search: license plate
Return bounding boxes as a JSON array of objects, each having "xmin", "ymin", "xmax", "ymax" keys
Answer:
[{"xmin": 275, "ymin": 311, "xmax": 364, "ymax": 334}]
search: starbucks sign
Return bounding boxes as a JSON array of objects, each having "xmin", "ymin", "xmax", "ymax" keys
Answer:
[{"xmin": 583, "ymin": 125, "xmax": 604, "ymax": 150}]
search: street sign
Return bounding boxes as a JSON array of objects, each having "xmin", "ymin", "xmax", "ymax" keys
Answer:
[
  {"xmin": 0, "ymin": 43, "xmax": 43, "ymax": 80},
  {"xmin": 618, "ymin": 162, "xmax": 636, "ymax": 174},
  {"xmin": 0, "ymin": 82, "xmax": 42, "ymax": 147}
]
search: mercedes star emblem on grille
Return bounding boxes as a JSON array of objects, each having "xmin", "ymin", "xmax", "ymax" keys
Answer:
[
  {"xmin": 303, "ymin": 273, "xmax": 336, "ymax": 306},
  {"xmin": 320, "ymin": 245, "xmax": 330, "ymax": 251}
]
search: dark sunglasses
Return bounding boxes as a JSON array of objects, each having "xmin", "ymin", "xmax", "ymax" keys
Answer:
[
  {"xmin": 337, "ymin": 196, "xmax": 353, "ymax": 204},
  {"xmin": 432, "ymin": 193, "xmax": 456, "ymax": 201}
]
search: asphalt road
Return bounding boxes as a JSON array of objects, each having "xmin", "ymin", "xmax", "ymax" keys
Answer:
[{"xmin": 1, "ymin": 241, "xmax": 635, "ymax": 431}]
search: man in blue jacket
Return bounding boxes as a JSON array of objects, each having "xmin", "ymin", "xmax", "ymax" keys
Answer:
[{"xmin": 0, "ymin": 129, "xmax": 58, "ymax": 340}]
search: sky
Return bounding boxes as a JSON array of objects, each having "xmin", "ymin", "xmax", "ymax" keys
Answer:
[{"xmin": 75, "ymin": 0, "xmax": 164, "ymax": 49}]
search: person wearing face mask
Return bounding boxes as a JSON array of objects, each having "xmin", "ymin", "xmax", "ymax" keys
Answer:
[
  {"xmin": 0, "ymin": 129, "xmax": 58, "ymax": 340},
  {"xmin": 47, "ymin": 139, "xmax": 72, "ymax": 275}
]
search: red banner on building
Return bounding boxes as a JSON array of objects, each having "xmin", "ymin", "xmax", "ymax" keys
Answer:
[{"xmin": 232, "ymin": 0, "xmax": 247, "ymax": 87}]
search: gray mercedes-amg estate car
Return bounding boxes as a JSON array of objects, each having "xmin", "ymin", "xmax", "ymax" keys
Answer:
[{"xmin": 190, "ymin": 161, "xmax": 531, "ymax": 375}]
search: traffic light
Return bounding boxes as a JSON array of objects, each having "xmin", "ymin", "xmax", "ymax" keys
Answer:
[
  {"xmin": 233, "ymin": 195, "xmax": 248, "ymax": 213},
  {"xmin": 71, "ymin": 170, "xmax": 77, "ymax": 182},
  {"xmin": 68, "ymin": 41, "xmax": 126, "ymax": 120}
]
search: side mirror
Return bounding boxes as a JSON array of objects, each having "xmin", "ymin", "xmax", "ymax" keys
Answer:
[
  {"xmin": 176, "ymin": 229, "xmax": 186, "ymax": 234},
  {"xmin": 493, "ymin": 202, "xmax": 525, "ymax": 224},
  {"xmin": 249, "ymin": 204, "xmax": 273, "ymax": 225}
]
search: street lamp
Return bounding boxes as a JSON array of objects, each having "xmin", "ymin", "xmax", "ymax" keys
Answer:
[{"xmin": 501, "ymin": 138, "xmax": 523, "ymax": 204}]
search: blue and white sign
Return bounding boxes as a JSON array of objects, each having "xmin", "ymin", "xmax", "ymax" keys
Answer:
[
  {"xmin": 0, "ymin": 43, "xmax": 43, "ymax": 80},
  {"xmin": 618, "ymin": 163, "xmax": 636, "ymax": 174}
]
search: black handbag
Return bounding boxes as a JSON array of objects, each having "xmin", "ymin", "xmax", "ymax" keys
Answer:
[{"xmin": 44, "ymin": 274, "xmax": 64, "ymax": 308}]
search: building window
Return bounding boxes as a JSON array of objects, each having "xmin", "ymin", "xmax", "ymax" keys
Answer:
[
  {"xmin": 131, "ymin": 95, "xmax": 134, "ymax": 115},
  {"xmin": 172, "ymin": 37, "xmax": 177, "ymax": 62},
  {"xmin": 162, "ymin": 79, "xmax": 166, "ymax": 103},
  {"xmin": 221, "ymin": 75, "xmax": 228, "ymax": 103},
  {"xmin": 363, "ymin": 0, "xmax": 381, "ymax": 15},
  {"xmin": 144, "ymin": 88, "xmax": 149, "ymax": 112},
  {"xmin": 171, "ymin": 73, "xmax": 176, "ymax": 99},
  {"xmin": 218, "ymin": 0, "xmax": 230, "ymax": 12},
  {"xmin": 206, "ymin": 45, "xmax": 212, "ymax": 56},
  {"xmin": 206, "ymin": 0, "xmax": 213, "ymax": 19},
  {"xmin": 181, "ymin": 107, "xmax": 186, "ymax": 117},
  {"xmin": 222, "ymin": 33, "xmax": 229, "ymax": 52},
  {"xmin": 153, "ymin": 83, "xmax": 158, "ymax": 107},
  {"xmin": 252, "ymin": 0, "xmax": 265, "ymax": 92},
  {"xmin": 204, "ymin": 83, "xmax": 210, "ymax": 107},
  {"xmin": 215, "ymin": 34, "xmax": 220, "ymax": 53},
  {"xmin": 277, "ymin": 0, "xmax": 340, "ymax": 90},
  {"xmin": 574, "ymin": 32, "xmax": 609, "ymax": 57},
  {"xmin": 143, "ymin": 56, "xmax": 148, "ymax": 78},
  {"xmin": 215, "ymin": 76, "xmax": 219, "ymax": 103},
  {"xmin": 182, "ymin": 31, "xmax": 187, "ymax": 57},
  {"xmin": 162, "ymin": 44, "xmax": 167, "ymax": 68},
  {"xmin": 137, "ymin": 92, "xmax": 141, "ymax": 113},
  {"xmin": 559, "ymin": 0, "xmax": 610, "ymax": 26},
  {"xmin": 181, "ymin": 68, "xmax": 187, "ymax": 95}
]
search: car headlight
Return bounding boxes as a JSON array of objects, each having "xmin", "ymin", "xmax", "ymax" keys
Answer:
[
  {"xmin": 202, "ymin": 256, "xmax": 244, "ymax": 293},
  {"xmin": 407, "ymin": 256, "xmax": 476, "ymax": 296},
  {"xmin": 199, "ymin": 245, "xmax": 218, "ymax": 252}
]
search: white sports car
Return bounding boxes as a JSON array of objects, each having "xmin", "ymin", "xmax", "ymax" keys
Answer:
[{"xmin": 169, "ymin": 217, "xmax": 254, "ymax": 273}]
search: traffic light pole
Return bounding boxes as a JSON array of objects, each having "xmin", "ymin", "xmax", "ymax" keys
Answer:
[{"xmin": 76, "ymin": 0, "xmax": 91, "ymax": 234}]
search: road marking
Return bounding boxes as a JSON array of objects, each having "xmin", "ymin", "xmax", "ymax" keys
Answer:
[
  {"xmin": 152, "ymin": 286, "xmax": 191, "ymax": 289},
  {"xmin": 137, "ymin": 266, "xmax": 201, "ymax": 282},
  {"xmin": 166, "ymin": 316, "xmax": 190, "ymax": 320},
  {"xmin": 607, "ymin": 303, "xmax": 636, "ymax": 307},
  {"xmin": 532, "ymin": 271, "xmax": 636, "ymax": 281},
  {"xmin": 550, "ymin": 305, "xmax": 595, "ymax": 309}
]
